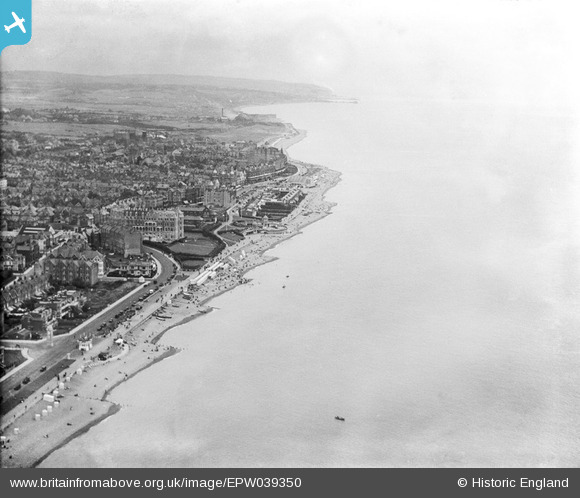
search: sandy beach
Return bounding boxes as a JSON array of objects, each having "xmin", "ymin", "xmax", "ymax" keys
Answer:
[{"xmin": 0, "ymin": 160, "xmax": 340, "ymax": 468}]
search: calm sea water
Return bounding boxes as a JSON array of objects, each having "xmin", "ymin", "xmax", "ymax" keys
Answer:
[{"xmin": 42, "ymin": 99, "xmax": 580, "ymax": 467}]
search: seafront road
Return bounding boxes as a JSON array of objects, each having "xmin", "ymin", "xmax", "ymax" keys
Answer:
[{"xmin": 0, "ymin": 248, "xmax": 176, "ymax": 417}]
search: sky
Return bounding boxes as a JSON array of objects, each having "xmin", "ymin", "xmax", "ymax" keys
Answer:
[{"xmin": 1, "ymin": 0, "xmax": 579, "ymax": 105}]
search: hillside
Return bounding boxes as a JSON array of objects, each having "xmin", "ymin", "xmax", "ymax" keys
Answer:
[{"xmin": 0, "ymin": 71, "xmax": 334, "ymax": 117}]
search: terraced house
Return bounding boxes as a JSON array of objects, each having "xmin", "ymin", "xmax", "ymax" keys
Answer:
[
  {"xmin": 106, "ymin": 206, "xmax": 184, "ymax": 243},
  {"xmin": 44, "ymin": 242, "xmax": 105, "ymax": 287},
  {"xmin": 99, "ymin": 223, "xmax": 142, "ymax": 257}
]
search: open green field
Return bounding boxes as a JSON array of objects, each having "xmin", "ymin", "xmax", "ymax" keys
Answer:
[
  {"xmin": 2, "ymin": 119, "xmax": 287, "ymax": 144},
  {"xmin": 2, "ymin": 121, "xmax": 137, "ymax": 137},
  {"xmin": 87, "ymin": 280, "xmax": 140, "ymax": 311},
  {"xmin": 179, "ymin": 259, "xmax": 205, "ymax": 271},
  {"xmin": 169, "ymin": 233, "xmax": 218, "ymax": 257},
  {"xmin": 1, "ymin": 71, "xmax": 331, "ymax": 118},
  {"xmin": 0, "ymin": 348, "xmax": 27, "ymax": 377},
  {"xmin": 1, "ymin": 71, "xmax": 333, "ymax": 143}
]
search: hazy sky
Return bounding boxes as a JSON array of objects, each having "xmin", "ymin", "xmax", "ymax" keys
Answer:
[{"xmin": 2, "ymin": 0, "xmax": 579, "ymax": 104}]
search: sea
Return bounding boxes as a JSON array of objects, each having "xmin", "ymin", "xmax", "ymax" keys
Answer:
[{"xmin": 41, "ymin": 98, "xmax": 580, "ymax": 467}]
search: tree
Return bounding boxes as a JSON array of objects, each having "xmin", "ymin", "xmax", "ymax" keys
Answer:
[{"xmin": 72, "ymin": 278, "xmax": 87, "ymax": 289}]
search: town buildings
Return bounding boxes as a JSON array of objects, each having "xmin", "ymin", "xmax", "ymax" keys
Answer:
[
  {"xmin": 203, "ymin": 188, "xmax": 235, "ymax": 208},
  {"xmin": 99, "ymin": 223, "xmax": 143, "ymax": 257},
  {"xmin": 39, "ymin": 290, "xmax": 86, "ymax": 319},
  {"xmin": 180, "ymin": 205, "xmax": 216, "ymax": 231},
  {"xmin": 106, "ymin": 206, "xmax": 184, "ymax": 243},
  {"xmin": 0, "ymin": 115, "xmax": 300, "ymax": 333},
  {"xmin": 44, "ymin": 241, "xmax": 105, "ymax": 287},
  {"xmin": 113, "ymin": 256, "xmax": 156, "ymax": 278},
  {"xmin": 1, "ymin": 265, "xmax": 50, "ymax": 312},
  {"xmin": 22, "ymin": 306, "xmax": 57, "ymax": 337}
]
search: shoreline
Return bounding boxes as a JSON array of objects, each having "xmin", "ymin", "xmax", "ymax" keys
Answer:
[
  {"xmin": 0, "ymin": 128, "xmax": 341, "ymax": 469},
  {"xmin": 101, "ymin": 346, "xmax": 179, "ymax": 402},
  {"xmin": 30, "ymin": 403, "xmax": 121, "ymax": 468}
]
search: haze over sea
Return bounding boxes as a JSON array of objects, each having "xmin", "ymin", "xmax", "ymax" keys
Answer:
[{"xmin": 41, "ymin": 98, "xmax": 580, "ymax": 467}]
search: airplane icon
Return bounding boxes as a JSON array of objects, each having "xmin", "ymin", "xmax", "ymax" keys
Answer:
[{"xmin": 4, "ymin": 12, "xmax": 26, "ymax": 34}]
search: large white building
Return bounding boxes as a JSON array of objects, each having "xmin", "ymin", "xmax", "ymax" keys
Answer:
[
  {"xmin": 107, "ymin": 207, "xmax": 184, "ymax": 243},
  {"xmin": 204, "ymin": 188, "xmax": 234, "ymax": 208}
]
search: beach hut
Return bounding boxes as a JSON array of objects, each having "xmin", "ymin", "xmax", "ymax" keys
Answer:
[
  {"xmin": 43, "ymin": 394, "xmax": 55, "ymax": 403},
  {"xmin": 47, "ymin": 405, "xmax": 53, "ymax": 413},
  {"xmin": 78, "ymin": 338, "xmax": 93, "ymax": 352},
  {"xmin": 34, "ymin": 414, "xmax": 41, "ymax": 421},
  {"xmin": 196, "ymin": 273, "xmax": 209, "ymax": 286},
  {"xmin": 42, "ymin": 409, "xmax": 48, "ymax": 417}
]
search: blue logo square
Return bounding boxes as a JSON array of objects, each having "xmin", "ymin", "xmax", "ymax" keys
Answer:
[{"xmin": 0, "ymin": 0, "xmax": 32, "ymax": 55}]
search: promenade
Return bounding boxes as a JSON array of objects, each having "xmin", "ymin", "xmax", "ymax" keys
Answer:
[
  {"xmin": 0, "ymin": 248, "xmax": 176, "ymax": 420},
  {"xmin": 0, "ymin": 163, "xmax": 341, "ymax": 468}
]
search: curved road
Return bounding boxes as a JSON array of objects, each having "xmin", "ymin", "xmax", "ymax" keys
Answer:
[{"xmin": 0, "ymin": 247, "xmax": 176, "ymax": 416}]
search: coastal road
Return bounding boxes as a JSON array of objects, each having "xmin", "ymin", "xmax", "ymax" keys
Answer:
[{"xmin": 0, "ymin": 248, "xmax": 176, "ymax": 416}]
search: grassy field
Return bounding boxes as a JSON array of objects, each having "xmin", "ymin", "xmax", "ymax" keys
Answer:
[
  {"xmin": 1, "ymin": 71, "xmax": 332, "ymax": 144},
  {"xmin": 179, "ymin": 259, "xmax": 205, "ymax": 270},
  {"xmin": 3, "ymin": 112, "xmax": 288, "ymax": 144},
  {"xmin": 87, "ymin": 280, "xmax": 140, "ymax": 311},
  {"xmin": 1, "ymin": 348, "xmax": 27, "ymax": 377},
  {"xmin": 2, "ymin": 121, "xmax": 137, "ymax": 137},
  {"xmin": 1, "ymin": 71, "xmax": 332, "ymax": 118},
  {"xmin": 169, "ymin": 233, "xmax": 218, "ymax": 257}
]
